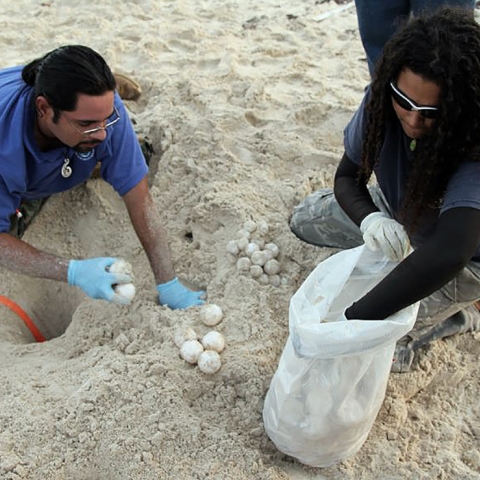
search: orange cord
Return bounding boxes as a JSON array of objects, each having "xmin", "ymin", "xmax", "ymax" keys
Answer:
[{"xmin": 0, "ymin": 295, "xmax": 46, "ymax": 343}]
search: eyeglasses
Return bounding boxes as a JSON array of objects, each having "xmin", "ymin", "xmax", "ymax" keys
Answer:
[
  {"xmin": 65, "ymin": 107, "xmax": 121, "ymax": 136},
  {"xmin": 389, "ymin": 82, "xmax": 439, "ymax": 120}
]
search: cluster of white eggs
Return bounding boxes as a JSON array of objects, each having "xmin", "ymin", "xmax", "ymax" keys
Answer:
[
  {"xmin": 175, "ymin": 304, "xmax": 226, "ymax": 375},
  {"xmin": 226, "ymin": 220, "xmax": 282, "ymax": 287},
  {"xmin": 109, "ymin": 259, "xmax": 136, "ymax": 304}
]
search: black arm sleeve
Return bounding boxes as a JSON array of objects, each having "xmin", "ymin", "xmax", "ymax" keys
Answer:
[
  {"xmin": 346, "ymin": 207, "xmax": 480, "ymax": 320},
  {"xmin": 333, "ymin": 152, "xmax": 379, "ymax": 226}
]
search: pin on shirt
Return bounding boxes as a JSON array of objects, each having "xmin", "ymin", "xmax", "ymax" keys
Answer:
[{"xmin": 61, "ymin": 154, "xmax": 72, "ymax": 178}]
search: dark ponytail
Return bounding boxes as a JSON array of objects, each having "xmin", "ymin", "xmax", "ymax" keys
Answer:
[
  {"xmin": 21, "ymin": 45, "xmax": 116, "ymax": 112},
  {"xmin": 21, "ymin": 58, "xmax": 43, "ymax": 87}
]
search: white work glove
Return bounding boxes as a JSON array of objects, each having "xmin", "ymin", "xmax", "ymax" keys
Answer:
[{"xmin": 360, "ymin": 212, "xmax": 410, "ymax": 262}]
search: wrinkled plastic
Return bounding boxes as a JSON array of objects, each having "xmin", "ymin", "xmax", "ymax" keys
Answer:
[{"xmin": 263, "ymin": 245, "xmax": 419, "ymax": 468}]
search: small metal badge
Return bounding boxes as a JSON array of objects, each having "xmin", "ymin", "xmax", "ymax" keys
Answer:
[{"xmin": 61, "ymin": 155, "xmax": 72, "ymax": 178}]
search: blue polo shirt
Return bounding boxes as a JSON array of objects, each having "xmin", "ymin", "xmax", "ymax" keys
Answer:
[
  {"xmin": 0, "ymin": 66, "xmax": 148, "ymax": 232},
  {"xmin": 344, "ymin": 90, "xmax": 480, "ymax": 258}
]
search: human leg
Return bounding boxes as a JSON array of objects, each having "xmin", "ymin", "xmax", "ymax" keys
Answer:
[
  {"xmin": 289, "ymin": 188, "xmax": 361, "ymax": 249},
  {"xmin": 114, "ymin": 73, "xmax": 142, "ymax": 101},
  {"xmin": 354, "ymin": 0, "xmax": 409, "ymax": 76},
  {"xmin": 289, "ymin": 185, "xmax": 392, "ymax": 249}
]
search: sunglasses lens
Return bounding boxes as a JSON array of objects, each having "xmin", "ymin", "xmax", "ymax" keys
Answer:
[
  {"xmin": 391, "ymin": 90, "xmax": 412, "ymax": 110},
  {"xmin": 420, "ymin": 109, "xmax": 437, "ymax": 120},
  {"xmin": 391, "ymin": 88, "xmax": 438, "ymax": 119}
]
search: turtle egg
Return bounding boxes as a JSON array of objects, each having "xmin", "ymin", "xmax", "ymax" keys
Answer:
[
  {"xmin": 264, "ymin": 259, "xmax": 281, "ymax": 275},
  {"xmin": 250, "ymin": 265, "xmax": 263, "ymax": 278},
  {"xmin": 236, "ymin": 257, "xmax": 252, "ymax": 272},
  {"xmin": 226, "ymin": 240, "xmax": 240, "ymax": 256},
  {"xmin": 180, "ymin": 340, "xmax": 204, "ymax": 364},
  {"xmin": 259, "ymin": 274, "xmax": 270, "ymax": 285},
  {"xmin": 237, "ymin": 236, "xmax": 249, "ymax": 252},
  {"xmin": 265, "ymin": 243, "xmax": 279, "ymax": 258},
  {"xmin": 244, "ymin": 242, "xmax": 260, "ymax": 257},
  {"xmin": 243, "ymin": 220, "xmax": 257, "ymax": 233},
  {"xmin": 109, "ymin": 259, "xmax": 134, "ymax": 276},
  {"xmin": 201, "ymin": 331, "xmax": 226, "ymax": 353},
  {"xmin": 251, "ymin": 250, "xmax": 268, "ymax": 267},
  {"xmin": 270, "ymin": 275, "xmax": 281, "ymax": 287},
  {"xmin": 256, "ymin": 221, "xmax": 269, "ymax": 236},
  {"xmin": 200, "ymin": 304, "xmax": 223, "ymax": 326},
  {"xmin": 174, "ymin": 327, "xmax": 198, "ymax": 348},
  {"xmin": 236, "ymin": 229, "xmax": 250, "ymax": 239},
  {"xmin": 114, "ymin": 283, "xmax": 136, "ymax": 302},
  {"xmin": 251, "ymin": 238, "xmax": 265, "ymax": 249},
  {"xmin": 198, "ymin": 350, "xmax": 222, "ymax": 374}
]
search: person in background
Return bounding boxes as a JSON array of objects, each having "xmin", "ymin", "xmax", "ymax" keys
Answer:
[
  {"xmin": 354, "ymin": 0, "xmax": 476, "ymax": 77},
  {"xmin": 290, "ymin": 8, "xmax": 480, "ymax": 372},
  {"xmin": 0, "ymin": 45, "xmax": 204, "ymax": 310}
]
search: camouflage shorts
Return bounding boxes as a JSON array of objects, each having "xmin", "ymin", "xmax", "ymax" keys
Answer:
[{"xmin": 289, "ymin": 185, "xmax": 392, "ymax": 249}]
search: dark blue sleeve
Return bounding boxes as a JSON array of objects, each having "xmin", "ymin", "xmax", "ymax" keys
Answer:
[
  {"xmin": 99, "ymin": 94, "xmax": 149, "ymax": 196},
  {"xmin": 334, "ymin": 153, "xmax": 378, "ymax": 225},
  {"xmin": 343, "ymin": 89, "xmax": 370, "ymax": 165},
  {"xmin": 346, "ymin": 207, "xmax": 480, "ymax": 320},
  {"xmin": 0, "ymin": 175, "xmax": 20, "ymax": 233}
]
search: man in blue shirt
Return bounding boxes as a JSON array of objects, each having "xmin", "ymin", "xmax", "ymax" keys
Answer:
[{"xmin": 0, "ymin": 45, "xmax": 204, "ymax": 310}]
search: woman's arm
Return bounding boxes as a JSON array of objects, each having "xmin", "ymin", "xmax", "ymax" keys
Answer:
[
  {"xmin": 346, "ymin": 206, "xmax": 480, "ymax": 319},
  {"xmin": 334, "ymin": 152, "xmax": 379, "ymax": 225}
]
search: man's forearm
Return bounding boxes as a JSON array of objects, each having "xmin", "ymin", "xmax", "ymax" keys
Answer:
[
  {"xmin": 123, "ymin": 177, "xmax": 176, "ymax": 285},
  {"xmin": 0, "ymin": 233, "xmax": 69, "ymax": 281},
  {"xmin": 137, "ymin": 206, "xmax": 176, "ymax": 285}
]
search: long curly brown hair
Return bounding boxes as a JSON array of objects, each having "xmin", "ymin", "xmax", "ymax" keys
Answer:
[{"xmin": 359, "ymin": 7, "xmax": 480, "ymax": 231}]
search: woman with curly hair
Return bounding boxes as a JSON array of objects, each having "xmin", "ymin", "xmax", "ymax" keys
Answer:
[{"xmin": 290, "ymin": 7, "xmax": 480, "ymax": 372}]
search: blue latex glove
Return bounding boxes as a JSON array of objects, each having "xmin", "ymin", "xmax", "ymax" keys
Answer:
[
  {"xmin": 68, "ymin": 257, "xmax": 133, "ymax": 305},
  {"xmin": 156, "ymin": 277, "xmax": 205, "ymax": 309}
]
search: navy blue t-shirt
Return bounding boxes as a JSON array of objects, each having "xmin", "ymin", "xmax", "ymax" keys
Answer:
[
  {"xmin": 0, "ymin": 66, "xmax": 148, "ymax": 232},
  {"xmin": 344, "ymin": 91, "xmax": 480, "ymax": 258}
]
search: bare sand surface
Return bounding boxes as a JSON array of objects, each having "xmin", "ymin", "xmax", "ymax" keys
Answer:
[{"xmin": 0, "ymin": 1, "xmax": 479, "ymax": 479}]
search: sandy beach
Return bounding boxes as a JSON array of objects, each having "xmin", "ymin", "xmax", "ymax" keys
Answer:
[{"xmin": 0, "ymin": 1, "xmax": 479, "ymax": 479}]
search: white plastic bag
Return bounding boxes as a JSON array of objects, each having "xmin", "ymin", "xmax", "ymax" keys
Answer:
[{"xmin": 263, "ymin": 245, "xmax": 419, "ymax": 467}]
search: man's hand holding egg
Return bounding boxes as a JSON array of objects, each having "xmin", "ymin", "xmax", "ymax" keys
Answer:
[{"xmin": 109, "ymin": 259, "xmax": 136, "ymax": 305}]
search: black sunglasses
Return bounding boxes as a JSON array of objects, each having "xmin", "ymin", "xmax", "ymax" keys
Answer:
[{"xmin": 390, "ymin": 82, "xmax": 439, "ymax": 120}]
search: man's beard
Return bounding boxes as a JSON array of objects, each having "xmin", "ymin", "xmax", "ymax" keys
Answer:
[{"xmin": 73, "ymin": 140, "xmax": 101, "ymax": 153}]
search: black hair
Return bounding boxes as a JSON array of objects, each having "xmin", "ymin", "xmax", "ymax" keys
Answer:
[
  {"xmin": 360, "ymin": 7, "xmax": 480, "ymax": 230},
  {"xmin": 22, "ymin": 45, "xmax": 116, "ymax": 121}
]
